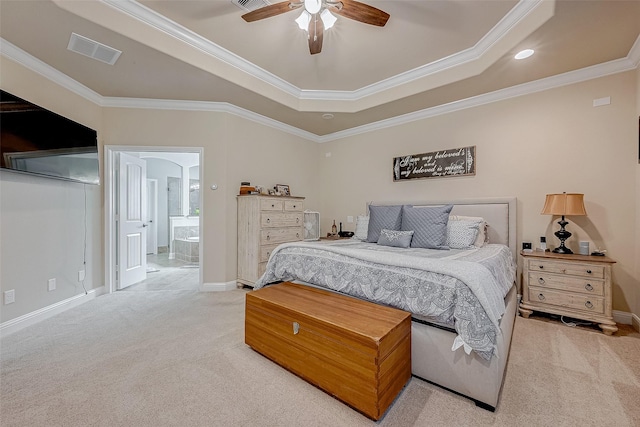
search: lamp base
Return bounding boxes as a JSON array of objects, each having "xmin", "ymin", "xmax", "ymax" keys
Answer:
[{"xmin": 552, "ymin": 246, "xmax": 573, "ymax": 254}]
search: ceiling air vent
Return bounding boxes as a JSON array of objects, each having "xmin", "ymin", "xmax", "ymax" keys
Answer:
[
  {"xmin": 231, "ymin": 0, "xmax": 271, "ymax": 12},
  {"xmin": 67, "ymin": 33, "xmax": 122, "ymax": 65}
]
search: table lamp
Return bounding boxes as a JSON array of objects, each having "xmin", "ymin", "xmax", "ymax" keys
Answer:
[{"xmin": 541, "ymin": 192, "xmax": 587, "ymax": 254}]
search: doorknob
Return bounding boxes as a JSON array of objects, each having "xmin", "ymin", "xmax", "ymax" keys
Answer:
[{"xmin": 141, "ymin": 223, "xmax": 148, "ymax": 228}]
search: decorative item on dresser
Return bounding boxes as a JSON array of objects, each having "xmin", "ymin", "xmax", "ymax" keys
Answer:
[
  {"xmin": 237, "ymin": 194, "xmax": 305, "ymax": 287},
  {"xmin": 540, "ymin": 192, "xmax": 587, "ymax": 254},
  {"xmin": 519, "ymin": 250, "xmax": 617, "ymax": 335}
]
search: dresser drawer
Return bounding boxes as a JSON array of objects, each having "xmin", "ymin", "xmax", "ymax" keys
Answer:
[
  {"xmin": 260, "ymin": 244, "xmax": 279, "ymax": 263},
  {"xmin": 261, "ymin": 228, "xmax": 302, "ymax": 245},
  {"xmin": 284, "ymin": 200, "xmax": 303, "ymax": 212},
  {"xmin": 528, "ymin": 272, "xmax": 604, "ymax": 296},
  {"xmin": 528, "ymin": 287, "xmax": 604, "ymax": 314},
  {"xmin": 258, "ymin": 261, "xmax": 268, "ymax": 278},
  {"xmin": 527, "ymin": 259, "xmax": 604, "ymax": 279},
  {"xmin": 260, "ymin": 198, "xmax": 284, "ymax": 211},
  {"xmin": 261, "ymin": 212, "xmax": 303, "ymax": 228}
]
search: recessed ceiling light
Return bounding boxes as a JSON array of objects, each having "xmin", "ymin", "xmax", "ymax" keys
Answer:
[
  {"xmin": 322, "ymin": 113, "xmax": 334, "ymax": 120},
  {"xmin": 514, "ymin": 49, "xmax": 534, "ymax": 60}
]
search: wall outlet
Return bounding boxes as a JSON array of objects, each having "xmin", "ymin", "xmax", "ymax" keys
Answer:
[
  {"xmin": 4, "ymin": 289, "xmax": 15, "ymax": 305},
  {"xmin": 78, "ymin": 270, "xmax": 86, "ymax": 282},
  {"xmin": 48, "ymin": 278, "xmax": 56, "ymax": 291},
  {"xmin": 347, "ymin": 216, "xmax": 354, "ymax": 223}
]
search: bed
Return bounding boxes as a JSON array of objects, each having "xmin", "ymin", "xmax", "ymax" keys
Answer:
[{"xmin": 252, "ymin": 197, "xmax": 518, "ymax": 411}]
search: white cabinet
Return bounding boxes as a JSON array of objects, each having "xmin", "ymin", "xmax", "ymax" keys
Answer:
[{"xmin": 237, "ymin": 195, "xmax": 305, "ymax": 287}]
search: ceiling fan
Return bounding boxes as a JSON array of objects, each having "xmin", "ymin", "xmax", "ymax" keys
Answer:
[{"xmin": 241, "ymin": 0, "xmax": 389, "ymax": 55}]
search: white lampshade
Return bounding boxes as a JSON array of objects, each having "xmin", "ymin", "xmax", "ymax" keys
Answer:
[
  {"xmin": 320, "ymin": 9, "xmax": 337, "ymax": 30},
  {"xmin": 295, "ymin": 10, "xmax": 311, "ymax": 31}
]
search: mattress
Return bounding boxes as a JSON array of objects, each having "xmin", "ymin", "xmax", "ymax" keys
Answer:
[{"xmin": 254, "ymin": 240, "xmax": 515, "ymax": 359}]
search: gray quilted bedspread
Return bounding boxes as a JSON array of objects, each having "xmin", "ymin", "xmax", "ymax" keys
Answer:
[{"xmin": 253, "ymin": 241, "xmax": 515, "ymax": 359}]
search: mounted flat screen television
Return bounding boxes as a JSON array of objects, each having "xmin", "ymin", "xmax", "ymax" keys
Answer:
[{"xmin": 0, "ymin": 90, "xmax": 99, "ymax": 185}]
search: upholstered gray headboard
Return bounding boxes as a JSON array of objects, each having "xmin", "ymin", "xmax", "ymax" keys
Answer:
[{"xmin": 368, "ymin": 197, "xmax": 517, "ymax": 260}]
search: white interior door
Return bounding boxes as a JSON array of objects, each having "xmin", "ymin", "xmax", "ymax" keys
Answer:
[
  {"xmin": 118, "ymin": 153, "xmax": 147, "ymax": 289},
  {"xmin": 146, "ymin": 179, "xmax": 158, "ymax": 255}
]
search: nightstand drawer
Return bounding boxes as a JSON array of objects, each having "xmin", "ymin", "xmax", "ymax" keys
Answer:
[
  {"xmin": 261, "ymin": 213, "xmax": 303, "ymax": 228},
  {"xmin": 527, "ymin": 259, "xmax": 604, "ymax": 279},
  {"xmin": 528, "ymin": 272, "xmax": 604, "ymax": 296},
  {"xmin": 528, "ymin": 287, "xmax": 605, "ymax": 314}
]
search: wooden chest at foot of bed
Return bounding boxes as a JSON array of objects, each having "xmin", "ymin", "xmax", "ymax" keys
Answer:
[{"xmin": 245, "ymin": 282, "xmax": 411, "ymax": 420}]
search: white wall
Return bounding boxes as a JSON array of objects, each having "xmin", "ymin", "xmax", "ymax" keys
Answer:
[{"xmin": 145, "ymin": 157, "xmax": 182, "ymax": 248}]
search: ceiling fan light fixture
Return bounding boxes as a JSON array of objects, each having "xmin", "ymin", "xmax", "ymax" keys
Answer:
[
  {"xmin": 304, "ymin": 0, "xmax": 322, "ymax": 15},
  {"xmin": 320, "ymin": 9, "xmax": 337, "ymax": 30},
  {"xmin": 295, "ymin": 10, "xmax": 311, "ymax": 31}
]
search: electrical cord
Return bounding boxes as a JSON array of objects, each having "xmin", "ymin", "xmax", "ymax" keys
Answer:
[
  {"xmin": 561, "ymin": 315, "xmax": 592, "ymax": 328},
  {"xmin": 81, "ymin": 184, "xmax": 88, "ymax": 295}
]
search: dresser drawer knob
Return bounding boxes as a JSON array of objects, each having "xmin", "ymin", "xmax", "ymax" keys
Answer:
[
  {"xmin": 296, "ymin": 232, "xmax": 300, "ymax": 238},
  {"xmin": 585, "ymin": 301, "xmax": 593, "ymax": 309},
  {"xmin": 586, "ymin": 269, "xmax": 592, "ymax": 274},
  {"xmin": 293, "ymin": 205, "xmax": 297, "ymax": 208},
  {"xmin": 296, "ymin": 217, "xmax": 299, "ymax": 223},
  {"xmin": 585, "ymin": 283, "xmax": 593, "ymax": 291},
  {"xmin": 271, "ymin": 204, "xmax": 275, "ymax": 208},
  {"xmin": 266, "ymin": 218, "xmax": 270, "ymax": 223},
  {"xmin": 538, "ymin": 277, "xmax": 546, "ymax": 285},
  {"xmin": 266, "ymin": 234, "xmax": 270, "ymax": 241},
  {"xmin": 538, "ymin": 265, "xmax": 544, "ymax": 269},
  {"xmin": 538, "ymin": 293, "xmax": 545, "ymax": 301}
]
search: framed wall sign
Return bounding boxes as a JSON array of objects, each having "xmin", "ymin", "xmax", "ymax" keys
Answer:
[{"xmin": 393, "ymin": 146, "xmax": 476, "ymax": 181}]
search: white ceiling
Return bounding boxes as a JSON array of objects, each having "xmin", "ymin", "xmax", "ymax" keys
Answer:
[{"xmin": 1, "ymin": 0, "xmax": 639, "ymax": 140}]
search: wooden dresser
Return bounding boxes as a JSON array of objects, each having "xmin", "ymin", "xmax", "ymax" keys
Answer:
[
  {"xmin": 245, "ymin": 282, "xmax": 411, "ymax": 420},
  {"xmin": 519, "ymin": 250, "xmax": 617, "ymax": 335},
  {"xmin": 237, "ymin": 195, "xmax": 305, "ymax": 287}
]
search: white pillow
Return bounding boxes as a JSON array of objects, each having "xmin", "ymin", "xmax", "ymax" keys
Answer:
[
  {"xmin": 353, "ymin": 215, "xmax": 369, "ymax": 241},
  {"xmin": 446, "ymin": 220, "xmax": 480, "ymax": 249},
  {"xmin": 449, "ymin": 215, "xmax": 487, "ymax": 247}
]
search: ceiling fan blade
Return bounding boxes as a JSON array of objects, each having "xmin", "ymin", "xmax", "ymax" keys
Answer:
[
  {"xmin": 333, "ymin": 0, "xmax": 389, "ymax": 27},
  {"xmin": 241, "ymin": 1, "xmax": 296, "ymax": 22},
  {"xmin": 308, "ymin": 14, "xmax": 324, "ymax": 55}
]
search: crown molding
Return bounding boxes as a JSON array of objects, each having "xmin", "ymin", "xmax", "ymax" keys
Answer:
[
  {"xmin": 3, "ymin": 35, "xmax": 638, "ymax": 145},
  {"xmin": 100, "ymin": 0, "xmax": 550, "ymax": 109}
]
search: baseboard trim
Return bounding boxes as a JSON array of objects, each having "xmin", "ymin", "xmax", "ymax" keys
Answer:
[
  {"xmin": 632, "ymin": 314, "xmax": 640, "ymax": 333},
  {"xmin": 200, "ymin": 281, "xmax": 237, "ymax": 292},
  {"xmin": 0, "ymin": 286, "xmax": 106, "ymax": 338},
  {"xmin": 612, "ymin": 310, "xmax": 640, "ymax": 328}
]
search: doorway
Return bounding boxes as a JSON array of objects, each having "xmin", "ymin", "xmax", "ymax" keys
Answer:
[{"xmin": 104, "ymin": 146, "xmax": 203, "ymax": 293}]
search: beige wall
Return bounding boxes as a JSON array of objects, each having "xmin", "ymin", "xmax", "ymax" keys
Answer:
[
  {"xmin": 636, "ymin": 66, "xmax": 640, "ymax": 322},
  {"xmin": 1, "ymin": 59, "xmax": 104, "ymax": 322},
  {"xmin": 102, "ymin": 108, "xmax": 319, "ymax": 285},
  {"xmin": 319, "ymin": 71, "xmax": 639, "ymax": 315}
]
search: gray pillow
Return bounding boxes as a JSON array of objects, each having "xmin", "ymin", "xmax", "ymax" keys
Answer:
[
  {"xmin": 401, "ymin": 205, "xmax": 453, "ymax": 249},
  {"xmin": 366, "ymin": 205, "xmax": 404, "ymax": 243},
  {"xmin": 377, "ymin": 229, "xmax": 414, "ymax": 248}
]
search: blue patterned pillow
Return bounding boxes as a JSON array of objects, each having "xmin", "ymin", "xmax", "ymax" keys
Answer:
[
  {"xmin": 366, "ymin": 205, "xmax": 404, "ymax": 243},
  {"xmin": 401, "ymin": 205, "xmax": 453, "ymax": 249},
  {"xmin": 377, "ymin": 229, "xmax": 414, "ymax": 248}
]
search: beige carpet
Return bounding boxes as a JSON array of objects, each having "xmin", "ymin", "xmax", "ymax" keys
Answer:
[{"xmin": 1, "ymin": 288, "xmax": 639, "ymax": 427}]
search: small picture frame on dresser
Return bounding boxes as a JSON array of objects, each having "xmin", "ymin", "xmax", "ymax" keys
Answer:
[{"xmin": 276, "ymin": 184, "xmax": 290, "ymax": 196}]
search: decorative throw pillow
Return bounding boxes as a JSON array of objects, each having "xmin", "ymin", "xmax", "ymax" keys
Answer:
[
  {"xmin": 401, "ymin": 205, "xmax": 453, "ymax": 249},
  {"xmin": 449, "ymin": 215, "xmax": 488, "ymax": 247},
  {"xmin": 366, "ymin": 205, "xmax": 404, "ymax": 243},
  {"xmin": 377, "ymin": 229, "xmax": 414, "ymax": 248},
  {"xmin": 446, "ymin": 220, "xmax": 480, "ymax": 249},
  {"xmin": 353, "ymin": 215, "xmax": 369, "ymax": 241}
]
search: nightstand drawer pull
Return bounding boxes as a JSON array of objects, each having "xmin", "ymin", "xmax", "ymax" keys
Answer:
[
  {"xmin": 538, "ymin": 265, "xmax": 544, "ymax": 269},
  {"xmin": 586, "ymin": 269, "xmax": 592, "ymax": 274},
  {"xmin": 538, "ymin": 293, "xmax": 545, "ymax": 301},
  {"xmin": 585, "ymin": 283, "xmax": 594, "ymax": 291},
  {"xmin": 266, "ymin": 218, "xmax": 270, "ymax": 223},
  {"xmin": 538, "ymin": 277, "xmax": 546, "ymax": 285},
  {"xmin": 585, "ymin": 301, "xmax": 593, "ymax": 309},
  {"xmin": 271, "ymin": 204, "xmax": 275, "ymax": 208},
  {"xmin": 296, "ymin": 217, "xmax": 299, "ymax": 223},
  {"xmin": 266, "ymin": 234, "xmax": 270, "ymax": 241}
]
